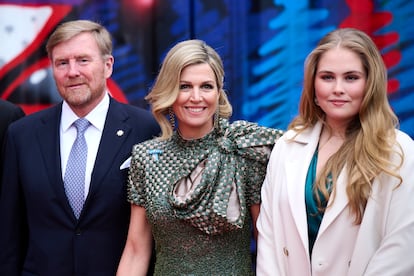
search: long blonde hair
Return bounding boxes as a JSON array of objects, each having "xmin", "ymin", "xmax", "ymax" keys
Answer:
[
  {"xmin": 146, "ymin": 39, "xmax": 232, "ymax": 140},
  {"xmin": 290, "ymin": 28, "xmax": 402, "ymax": 224}
]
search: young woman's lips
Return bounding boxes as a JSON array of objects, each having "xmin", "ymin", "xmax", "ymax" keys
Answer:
[{"xmin": 330, "ymin": 100, "xmax": 348, "ymax": 106}]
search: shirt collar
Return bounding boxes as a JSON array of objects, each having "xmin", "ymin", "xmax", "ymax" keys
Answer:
[{"xmin": 61, "ymin": 93, "xmax": 110, "ymax": 132}]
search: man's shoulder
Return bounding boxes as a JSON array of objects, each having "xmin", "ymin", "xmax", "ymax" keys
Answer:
[
  {"xmin": 0, "ymin": 100, "xmax": 24, "ymax": 117},
  {"xmin": 110, "ymin": 99, "xmax": 153, "ymax": 117},
  {"xmin": 109, "ymin": 99, "xmax": 160, "ymax": 137},
  {"xmin": 9, "ymin": 104, "xmax": 59, "ymax": 130},
  {"xmin": 0, "ymin": 99, "xmax": 18, "ymax": 110},
  {"xmin": 124, "ymin": 104, "xmax": 152, "ymax": 117}
]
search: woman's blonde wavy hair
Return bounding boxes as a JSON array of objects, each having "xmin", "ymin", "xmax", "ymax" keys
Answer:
[
  {"xmin": 146, "ymin": 39, "xmax": 232, "ymax": 140},
  {"xmin": 289, "ymin": 28, "xmax": 403, "ymax": 224}
]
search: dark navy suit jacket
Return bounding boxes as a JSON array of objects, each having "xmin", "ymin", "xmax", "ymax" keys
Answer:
[
  {"xmin": 0, "ymin": 98, "xmax": 159, "ymax": 276},
  {"xmin": 0, "ymin": 99, "xmax": 25, "ymax": 186},
  {"xmin": 0, "ymin": 99, "xmax": 25, "ymax": 150}
]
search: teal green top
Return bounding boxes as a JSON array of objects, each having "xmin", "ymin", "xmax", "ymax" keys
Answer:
[
  {"xmin": 305, "ymin": 149, "xmax": 331, "ymax": 255},
  {"xmin": 127, "ymin": 118, "xmax": 283, "ymax": 275}
]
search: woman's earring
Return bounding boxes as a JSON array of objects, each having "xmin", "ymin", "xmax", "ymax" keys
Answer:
[
  {"xmin": 169, "ymin": 107, "xmax": 176, "ymax": 129},
  {"xmin": 314, "ymin": 97, "xmax": 319, "ymax": 106},
  {"xmin": 214, "ymin": 108, "xmax": 219, "ymax": 130}
]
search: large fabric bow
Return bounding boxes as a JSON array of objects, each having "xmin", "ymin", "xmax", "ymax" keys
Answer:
[{"xmin": 169, "ymin": 118, "xmax": 283, "ymax": 234}]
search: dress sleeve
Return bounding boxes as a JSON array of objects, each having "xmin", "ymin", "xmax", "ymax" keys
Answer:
[
  {"xmin": 127, "ymin": 144, "xmax": 146, "ymax": 206},
  {"xmin": 244, "ymin": 146, "xmax": 272, "ymax": 206}
]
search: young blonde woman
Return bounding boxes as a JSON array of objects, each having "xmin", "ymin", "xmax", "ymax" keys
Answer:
[{"xmin": 257, "ymin": 28, "xmax": 414, "ymax": 275}]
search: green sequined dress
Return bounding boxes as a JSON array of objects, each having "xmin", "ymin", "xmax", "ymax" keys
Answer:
[{"xmin": 127, "ymin": 119, "xmax": 283, "ymax": 275}]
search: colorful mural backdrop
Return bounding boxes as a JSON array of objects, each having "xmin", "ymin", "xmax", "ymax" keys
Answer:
[{"xmin": 1, "ymin": 0, "xmax": 413, "ymax": 137}]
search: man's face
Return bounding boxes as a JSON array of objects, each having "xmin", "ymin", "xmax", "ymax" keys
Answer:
[{"xmin": 51, "ymin": 32, "xmax": 113, "ymax": 116}]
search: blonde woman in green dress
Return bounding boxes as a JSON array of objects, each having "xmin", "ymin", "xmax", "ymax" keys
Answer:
[{"xmin": 117, "ymin": 39, "xmax": 283, "ymax": 275}]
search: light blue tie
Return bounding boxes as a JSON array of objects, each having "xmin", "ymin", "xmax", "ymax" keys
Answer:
[{"xmin": 64, "ymin": 118, "xmax": 90, "ymax": 219}]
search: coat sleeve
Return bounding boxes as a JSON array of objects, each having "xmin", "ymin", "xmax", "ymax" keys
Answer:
[
  {"xmin": 256, "ymin": 142, "xmax": 286, "ymax": 276},
  {"xmin": 357, "ymin": 131, "xmax": 414, "ymax": 275}
]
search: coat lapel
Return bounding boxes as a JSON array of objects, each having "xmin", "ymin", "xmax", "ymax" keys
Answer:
[
  {"xmin": 285, "ymin": 123, "xmax": 322, "ymax": 253},
  {"xmin": 317, "ymin": 169, "xmax": 349, "ymax": 236},
  {"xmin": 286, "ymin": 158, "xmax": 310, "ymax": 252},
  {"xmin": 287, "ymin": 122, "xmax": 350, "ymax": 239}
]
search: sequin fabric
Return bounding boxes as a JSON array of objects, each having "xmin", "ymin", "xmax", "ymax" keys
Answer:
[{"xmin": 127, "ymin": 118, "xmax": 283, "ymax": 275}]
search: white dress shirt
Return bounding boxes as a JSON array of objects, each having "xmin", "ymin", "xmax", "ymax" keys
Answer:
[{"xmin": 60, "ymin": 94, "xmax": 109, "ymax": 198}]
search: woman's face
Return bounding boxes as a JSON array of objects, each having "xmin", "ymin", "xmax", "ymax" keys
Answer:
[
  {"xmin": 314, "ymin": 47, "xmax": 366, "ymax": 128},
  {"xmin": 172, "ymin": 63, "xmax": 219, "ymax": 139}
]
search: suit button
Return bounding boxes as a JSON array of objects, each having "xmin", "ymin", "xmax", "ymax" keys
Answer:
[
  {"xmin": 283, "ymin": 247, "xmax": 289, "ymax": 256},
  {"xmin": 75, "ymin": 229, "xmax": 82, "ymax": 235}
]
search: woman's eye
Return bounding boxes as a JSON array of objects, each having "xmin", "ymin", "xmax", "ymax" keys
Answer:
[
  {"xmin": 179, "ymin": 84, "xmax": 190, "ymax": 90},
  {"xmin": 202, "ymin": 84, "xmax": 214, "ymax": 89},
  {"xmin": 321, "ymin": 75, "xmax": 334, "ymax": 80},
  {"xmin": 346, "ymin": 75, "xmax": 359, "ymax": 81}
]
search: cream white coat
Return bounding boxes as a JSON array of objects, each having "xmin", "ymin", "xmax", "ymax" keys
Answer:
[{"xmin": 257, "ymin": 122, "xmax": 414, "ymax": 276}]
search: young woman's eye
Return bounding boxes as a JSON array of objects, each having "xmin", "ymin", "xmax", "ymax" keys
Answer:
[
  {"xmin": 346, "ymin": 75, "xmax": 359, "ymax": 81},
  {"xmin": 321, "ymin": 75, "xmax": 334, "ymax": 80}
]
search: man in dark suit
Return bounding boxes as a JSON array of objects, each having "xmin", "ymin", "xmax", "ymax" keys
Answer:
[
  {"xmin": 0, "ymin": 99, "xmax": 25, "ymax": 191},
  {"xmin": 0, "ymin": 99, "xmax": 25, "ymax": 149},
  {"xmin": 0, "ymin": 20, "xmax": 159, "ymax": 275}
]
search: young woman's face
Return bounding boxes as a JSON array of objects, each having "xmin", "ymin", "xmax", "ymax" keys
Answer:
[
  {"xmin": 314, "ymin": 47, "xmax": 366, "ymax": 128},
  {"xmin": 172, "ymin": 63, "xmax": 219, "ymax": 139}
]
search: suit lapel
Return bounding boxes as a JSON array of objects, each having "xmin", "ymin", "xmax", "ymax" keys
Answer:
[
  {"xmin": 87, "ymin": 99, "xmax": 131, "ymax": 199},
  {"xmin": 36, "ymin": 104, "xmax": 76, "ymax": 218}
]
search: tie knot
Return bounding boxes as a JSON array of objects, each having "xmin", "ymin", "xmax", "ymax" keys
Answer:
[{"xmin": 74, "ymin": 118, "xmax": 90, "ymax": 134}]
